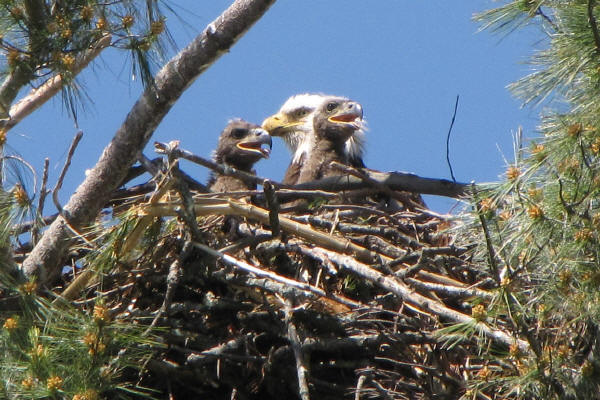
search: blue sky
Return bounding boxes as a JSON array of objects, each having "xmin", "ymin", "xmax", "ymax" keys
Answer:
[{"xmin": 10, "ymin": 1, "xmax": 543, "ymax": 213}]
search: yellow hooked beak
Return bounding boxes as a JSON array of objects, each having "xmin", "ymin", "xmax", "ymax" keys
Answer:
[{"xmin": 262, "ymin": 112, "xmax": 303, "ymax": 137}]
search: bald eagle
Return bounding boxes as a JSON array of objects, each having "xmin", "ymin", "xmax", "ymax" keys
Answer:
[
  {"xmin": 262, "ymin": 93, "xmax": 366, "ymax": 185},
  {"xmin": 208, "ymin": 119, "xmax": 272, "ymax": 192},
  {"xmin": 296, "ymin": 97, "xmax": 364, "ymax": 184}
]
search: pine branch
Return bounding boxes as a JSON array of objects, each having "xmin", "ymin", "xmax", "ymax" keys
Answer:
[
  {"xmin": 21, "ymin": 0, "xmax": 277, "ymax": 284},
  {"xmin": 0, "ymin": 35, "xmax": 112, "ymax": 134}
]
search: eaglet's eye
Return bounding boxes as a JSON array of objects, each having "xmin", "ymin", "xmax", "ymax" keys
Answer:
[
  {"xmin": 231, "ymin": 128, "xmax": 247, "ymax": 139},
  {"xmin": 326, "ymin": 102, "xmax": 338, "ymax": 112}
]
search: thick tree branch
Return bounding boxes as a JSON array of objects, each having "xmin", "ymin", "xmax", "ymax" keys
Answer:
[
  {"xmin": 294, "ymin": 170, "xmax": 468, "ymax": 198},
  {"xmin": 158, "ymin": 140, "xmax": 469, "ymax": 198},
  {"xmin": 21, "ymin": 0, "xmax": 276, "ymax": 283}
]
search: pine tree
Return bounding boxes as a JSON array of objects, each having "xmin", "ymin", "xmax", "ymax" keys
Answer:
[{"xmin": 455, "ymin": 1, "xmax": 600, "ymax": 398}]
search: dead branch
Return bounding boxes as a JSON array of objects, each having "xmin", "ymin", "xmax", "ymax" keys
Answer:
[
  {"xmin": 159, "ymin": 139, "xmax": 468, "ymax": 198},
  {"xmin": 405, "ymin": 277, "xmax": 494, "ymax": 301},
  {"xmin": 309, "ymin": 246, "xmax": 530, "ymax": 353},
  {"xmin": 294, "ymin": 170, "xmax": 468, "ymax": 198},
  {"xmin": 284, "ymin": 298, "xmax": 311, "ymax": 400},
  {"xmin": 21, "ymin": 0, "xmax": 276, "ymax": 284},
  {"xmin": 32, "ymin": 158, "xmax": 50, "ymax": 243},
  {"xmin": 52, "ymin": 131, "xmax": 83, "ymax": 218}
]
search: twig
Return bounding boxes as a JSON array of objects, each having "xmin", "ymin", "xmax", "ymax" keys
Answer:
[
  {"xmin": 263, "ymin": 180, "xmax": 280, "ymax": 237},
  {"xmin": 162, "ymin": 143, "xmax": 205, "ymax": 242},
  {"xmin": 331, "ymin": 162, "xmax": 401, "ymax": 201},
  {"xmin": 52, "ymin": 131, "xmax": 83, "ymax": 219},
  {"xmin": 368, "ymin": 378, "xmax": 393, "ymax": 400},
  {"xmin": 471, "ymin": 184, "xmax": 501, "ymax": 284},
  {"xmin": 32, "ymin": 157, "xmax": 49, "ymax": 243},
  {"xmin": 283, "ymin": 298, "xmax": 311, "ymax": 400},
  {"xmin": 355, "ymin": 373, "xmax": 368, "ymax": 400},
  {"xmin": 155, "ymin": 141, "xmax": 270, "ymax": 190},
  {"xmin": 186, "ymin": 334, "xmax": 256, "ymax": 366},
  {"xmin": 535, "ymin": 7, "xmax": 559, "ymax": 32},
  {"xmin": 446, "ymin": 95, "xmax": 459, "ymax": 182},
  {"xmin": 144, "ymin": 240, "xmax": 190, "ymax": 336},
  {"xmin": 290, "ymin": 214, "xmax": 421, "ymax": 249},
  {"xmin": 405, "ymin": 277, "xmax": 494, "ymax": 301},
  {"xmin": 13, "ymin": 214, "xmax": 57, "ymax": 236}
]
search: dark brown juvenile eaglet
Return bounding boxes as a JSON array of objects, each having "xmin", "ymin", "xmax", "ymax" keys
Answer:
[
  {"xmin": 297, "ymin": 98, "xmax": 363, "ymax": 184},
  {"xmin": 208, "ymin": 119, "xmax": 272, "ymax": 192}
]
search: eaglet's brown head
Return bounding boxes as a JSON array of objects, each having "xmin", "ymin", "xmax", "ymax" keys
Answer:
[
  {"xmin": 312, "ymin": 98, "xmax": 363, "ymax": 145},
  {"xmin": 213, "ymin": 119, "xmax": 272, "ymax": 171}
]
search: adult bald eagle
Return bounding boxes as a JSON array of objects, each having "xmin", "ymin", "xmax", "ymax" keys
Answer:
[
  {"xmin": 262, "ymin": 93, "xmax": 366, "ymax": 185},
  {"xmin": 208, "ymin": 119, "xmax": 272, "ymax": 192},
  {"xmin": 296, "ymin": 97, "xmax": 364, "ymax": 184}
]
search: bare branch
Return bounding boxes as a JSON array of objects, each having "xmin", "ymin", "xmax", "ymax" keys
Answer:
[
  {"xmin": 310, "ymin": 247, "xmax": 530, "ymax": 353},
  {"xmin": 284, "ymin": 298, "xmax": 311, "ymax": 400},
  {"xmin": 294, "ymin": 170, "xmax": 468, "ymax": 198},
  {"xmin": 52, "ymin": 131, "xmax": 83, "ymax": 218},
  {"xmin": 32, "ymin": 158, "xmax": 50, "ymax": 243},
  {"xmin": 158, "ymin": 141, "xmax": 469, "ymax": 198},
  {"xmin": 21, "ymin": 0, "xmax": 276, "ymax": 283}
]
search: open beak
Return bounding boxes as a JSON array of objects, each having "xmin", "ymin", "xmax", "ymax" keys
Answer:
[
  {"xmin": 236, "ymin": 128, "xmax": 272, "ymax": 158},
  {"xmin": 262, "ymin": 112, "xmax": 303, "ymax": 137},
  {"xmin": 328, "ymin": 102, "xmax": 363, "ymax": 128}
]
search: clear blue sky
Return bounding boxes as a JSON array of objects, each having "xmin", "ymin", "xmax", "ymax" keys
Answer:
[{"xmin": 11, "ymin": 1, "xmax": 543, "ymax": 213}]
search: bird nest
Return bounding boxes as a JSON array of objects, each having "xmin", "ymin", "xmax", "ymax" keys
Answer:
[{"xmin": 26, "ymin": 142, "xmax": 514, "ymax": 400}]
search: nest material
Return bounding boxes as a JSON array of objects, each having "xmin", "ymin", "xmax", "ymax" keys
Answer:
[{"xmin": 69, "ymin": 175, "xmax": 513, "ymax": 400}]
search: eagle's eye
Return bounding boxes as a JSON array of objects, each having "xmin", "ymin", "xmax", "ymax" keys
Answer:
[
  {"xmin": 326, "ymin": 102, "xmax": 337, "ymax": 112},
  {"xmin": 294, "ymin": 108, "xmax": 308, "ymax": 118},
  {"xmin": 231, "ymin": 128, "xmax": 247, "ymax": 139}
]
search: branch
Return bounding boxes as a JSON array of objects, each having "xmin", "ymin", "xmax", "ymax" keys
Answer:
[
  {"xmin": 284, "ymin": 298, "xmax": 311, "ymax": 400},
  {"xmin": 21, "ymin": 0, "xmax": 276, "ymax": 283},
  {"xmin": 155, "ymin": 141, "xmax": 270, "ymax": 189},
  {"xmin": 0, "ymin": 35, "xmax": 111, "ymax": 125},
  {"xmin": 589, "ymin": 0, "xmax": 600, "ymax": 56},
  {"xmin": 310, "ymin": 247, "xmax": 530, "ymax": 353},
  {"xmin": 294, "ymin": 170, "xmax": 468, "ymax": 198},
  {"xmin": 158, "ymin": 141, "xmax": 469, "ymax": 198}
]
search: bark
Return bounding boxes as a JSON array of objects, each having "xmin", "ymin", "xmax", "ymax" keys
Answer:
[{"xmin": 21, "ymin": 0, "xmax": 276, "ymax": 283}]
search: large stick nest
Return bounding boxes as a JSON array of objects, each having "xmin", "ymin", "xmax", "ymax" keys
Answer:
[{"xmin": 24, "ymin": 148, "xmax": 520, "ymax": 400}]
